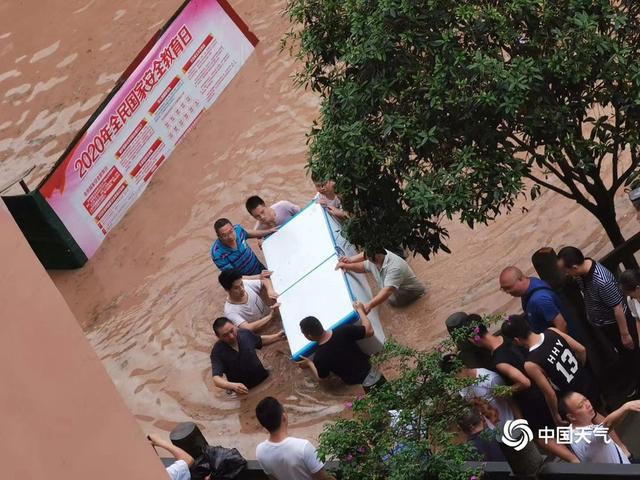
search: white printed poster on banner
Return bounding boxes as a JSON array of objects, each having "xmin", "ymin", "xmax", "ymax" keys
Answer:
[{"xmin": 39, "ymin": 0, "xmax": 257, "ymax": 257}]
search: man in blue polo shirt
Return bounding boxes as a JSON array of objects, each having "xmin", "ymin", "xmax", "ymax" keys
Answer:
[
  {"xmin": 211, "ymin": 218, "xmax": 275, "ymax": 276},
  {"xmin": 499, "ymin": 265, "xmax": 574, "ymax": 334}
]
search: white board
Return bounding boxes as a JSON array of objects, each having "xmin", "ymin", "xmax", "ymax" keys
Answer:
[
  {"xmin": 278, "ymin": 255, "xmax": 356, "ymax": 359},
  {"xmin": 262, "ymin": 200, "xmax": 386, "ymax": 360},
  {"xmin": 344, "ymin": 271, "xmax": 386, "ymax": 355},
  {"xmin": 325, "ymin": 212, "xmax": 359, "ymax": 258},
  {"xmin": 262, "ymin": 202, "xmax": 336, "ymax": 294}
]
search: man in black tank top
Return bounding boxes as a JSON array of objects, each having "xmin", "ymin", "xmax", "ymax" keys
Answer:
[
  {"xmin": 469, "ymin": 315, "xmax": 579, "ymax": 462},
  {"xmin": 502, "ymin": 314, "xmax": 599, "ymax": 426}
]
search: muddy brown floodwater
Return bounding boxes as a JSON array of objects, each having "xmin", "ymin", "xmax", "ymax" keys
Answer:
[{"xmin": 2, "ymin": 0, "xmax": 640, "ymax": 457}]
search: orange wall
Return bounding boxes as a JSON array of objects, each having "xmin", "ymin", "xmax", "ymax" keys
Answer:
[{"xmin": 0, "ymin": 202, "xmax": 168, "ymax": 479}]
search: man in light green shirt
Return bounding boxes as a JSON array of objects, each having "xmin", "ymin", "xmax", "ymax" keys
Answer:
[{"xmin": 336, "ymin": 249, "xmax": 426, "ymax": 313}]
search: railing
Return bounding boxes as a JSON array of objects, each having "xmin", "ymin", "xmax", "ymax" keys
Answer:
[{"xmin": 600, "ymin": 231, "xmax": 640, "ymax": 273}]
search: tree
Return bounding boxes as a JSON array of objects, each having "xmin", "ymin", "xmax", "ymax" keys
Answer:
[
  {"xmin": 317, "ymin": 341, "xmax": 483, "ymax": 480},
  {"xmin": 285, "ymin": 0, "xmax": 640, "ymax": 262}
]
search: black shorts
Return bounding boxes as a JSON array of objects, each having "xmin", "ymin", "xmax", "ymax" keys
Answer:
[{"xmin": 516, "ymin": 388, "xmax": 555, "ymax": 432}]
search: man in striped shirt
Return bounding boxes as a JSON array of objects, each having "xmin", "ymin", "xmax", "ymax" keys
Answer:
[
  {"xmin": 211, "ymin": 218, "xmax": 275, "ymax": 276},
  {"xmin": 557, "ymin": 246, "xmax": 640, "ymax": 397}
]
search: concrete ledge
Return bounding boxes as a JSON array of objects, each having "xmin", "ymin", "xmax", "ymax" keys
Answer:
[{"xmin": 161, "ymin": 458, "xmax": 640, "ymax": 478}]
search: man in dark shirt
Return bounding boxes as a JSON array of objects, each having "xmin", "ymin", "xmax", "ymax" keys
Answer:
[
  {"xmin": 469, "ymin": 315, "xmax": 578, "ymax": 462},
  {"xmin": 296, "ymin": 301, "xmax": 385, "ymax": 392},
  {"xmin": 458, "ymin": 407, "xmax": 506, "ymax": 462},
  {"xmin": 210, "ymin": 317, "xmax": 285, "ymax": 395},
  {"xmin": 499, "ymin": 266, "xmax": 573, "ymax": 334},
  {"xmin": 557, "ymin": 246, "xmax": 640, "ymax": 396},
  {"xmin": 501, "ymin": 313, "xmax": 599, "ymax": 426}
]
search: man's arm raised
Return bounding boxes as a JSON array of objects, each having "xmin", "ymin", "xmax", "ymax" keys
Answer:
[
  {"xmin": 354, "ymin": 301, "xmax": 374, "ymax": 337},
  {"xmin": 148, "ymin": 434, "xmax": 194, "ymax": 467}
]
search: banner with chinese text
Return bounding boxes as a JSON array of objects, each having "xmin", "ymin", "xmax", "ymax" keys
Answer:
[{"xmin": 39, "ymin": 0, "xmax": 257, "ymax": 257}]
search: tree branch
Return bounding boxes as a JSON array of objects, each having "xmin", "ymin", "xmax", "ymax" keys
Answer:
[
  {"xmin": 611, "ymin": 146, "xmax": 620, "ymax": 187},
  {"xmin": 535, "ymin": 157, "xmax": 571, "ymax": 185},
  {"xmin": 524, "ymin": 172, "xmax": 574, "ymax": 200},
  {"xmin": 506, "ymin": 133, "xmax": 536, "ymax": 157},
  {"xmin": 561, "ymin": 137, "xmax": 596, "ymax": 189},
  {"xmin": 612, "ymin": 147, "xmax": 640, "ymax": 192},
  {"xmin": 506, "ymin": 135, "xmax": 572, "ymax": 184},
  {"xmin": 550, "ymin": 152, "xmax": 595, "ymax": 207},
  {"xmin": 610, "ymin": 112, "xmax": 622, "ymax": 185}
]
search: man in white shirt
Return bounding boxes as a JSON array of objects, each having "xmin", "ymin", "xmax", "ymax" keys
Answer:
[
  {"xmin": 558, "ymin": 391, "xmax": 639, "ymax": 464},
  {"xmin": 255, "ymin": 397, "xmax": 335, "ymax": 480},
  {"xmin": 440, "ymin": 354, "xmax": 516, "ymax": 442},
  {"xmin": 459, "ymin": 367, "xmax": 516, "ymax": 435},
  {"xmin": 311, "ymin": 172, "xmax": 349, "ymax": 221},
  {"xmin": 147, "ymin": 433, "xmax": 194, "ymax": 480},
  {"xmin": 336, "ymin": 249, "xmax": 426, "ymax": 313},
  {"xmin": 218, "ymin": 269, "xmax": 279, "ymax": 332},
  {"xmin": 619, "ymin": 269, "xmax": 640, "ymax": 321},
  {"xmin": 246, "ymin": 195, "xmax": 301, "ymax": 231}
]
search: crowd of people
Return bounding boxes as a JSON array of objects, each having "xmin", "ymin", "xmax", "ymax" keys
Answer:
[
  {"xmin": 207, "ymin": 177, "xmax": 424, "ymax": 398},
  {"xmin": 445, "ymin": 246, "xmax": 640, "ymax": 466},
  {"xmin": 151, "ymin": 176, "xmax": 640, "ymax": 479}
]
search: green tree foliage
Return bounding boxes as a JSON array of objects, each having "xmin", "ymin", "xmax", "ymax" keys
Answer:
[
  {"xmin": 317, "ymin": 340, "xmax": 483, "ymax": 480},
  {"xmin": 285, "ymin": 0, "xmax": 640, "ymax": 259}
]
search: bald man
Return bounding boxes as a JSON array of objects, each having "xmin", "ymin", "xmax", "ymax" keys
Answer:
[{"xmin": 499, "ymin": 266, "xmax": 571, "ymax": 333}]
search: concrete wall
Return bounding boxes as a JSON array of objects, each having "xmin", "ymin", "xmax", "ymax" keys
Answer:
[
  {"xmin": 0, "ymin": 202, "xmax": 167, "ymax": 479},
  {"xmin": 191, "ymin": 460, "xmax": 640, "ymax": 479}
]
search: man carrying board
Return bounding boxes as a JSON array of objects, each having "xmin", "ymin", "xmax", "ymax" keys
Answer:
[
  {"xmin": 336, "ymin": 249, "xmax": 425, "ymax": 313},
  {"xmin": 211, "ymin": 317, "xmax": 285, "ymax": 395},
  {"xmin": 296, "ymin": 301, "xmax": 385, "ymax": 392}
]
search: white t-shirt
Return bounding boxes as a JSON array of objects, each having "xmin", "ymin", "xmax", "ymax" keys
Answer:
[
  {"xmin": 166, "ymin": 459, "xmax": 190, "ymax": 480},
  {"xmin": 314, "ymin": 192, "xmax": 342, "ymax": 209},
  {"xmin": 460, "ymin": 368, "xmax": 515, "ymax": 443},
  {"xmin": 256, "ymin": 437, "xmax": 325, "ymax": 480},
  {"xmin": 570, "ymin": 424, "xmax": 630, "ymax": 464},
  {"xmin": 224, "ymin": 280, "xmax": 268, "ymax": 326},
  {"xmin": 627, "ymin": 296, "xmax": 640, "ymax": 319},
  {"xmin": 255, "ymin": 200, "xmax": 300, "ymax": 230}
]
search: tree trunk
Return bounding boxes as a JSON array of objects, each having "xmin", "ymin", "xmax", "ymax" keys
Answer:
[
  {"xmin": 593, "ymin": 198, "xmax": 639, "ymax": 270},
  {"xmin": 598, "ymin": 205, "xmax": 626, "ymax": 247}
]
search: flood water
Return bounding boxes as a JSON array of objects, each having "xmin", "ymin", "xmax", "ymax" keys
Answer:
[{"xmin": 2, "ymin": 0, "xmax": 640, "ymax": 456}]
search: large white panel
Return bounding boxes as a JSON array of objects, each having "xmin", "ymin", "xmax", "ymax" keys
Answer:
[
  {"xmin": 344, "ymin": 271, "xmax": 386, "ymax": 355},
  {"xmin": 278, "ymin": 255, "xmax": 355, "ymax": 359},
  {"xmin": 264, "ymin": 200, "xmax": 386, "ymax": 361},
  {"xmin": 325, "ymin": 212, "xmax": 359, "ymax": 258},
  {"xmin": 262, "ymin": 202, "xmax": 336, "ymax": 293}
]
